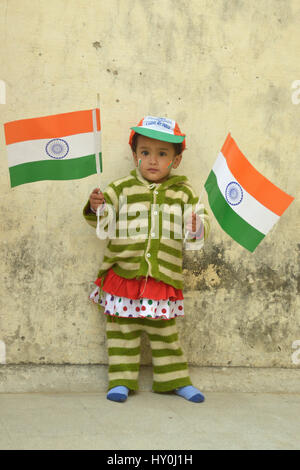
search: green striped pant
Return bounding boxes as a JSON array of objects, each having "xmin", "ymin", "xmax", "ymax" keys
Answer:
[{"xmin": 106, "ymin": 315, "xmax": 193, "ymax": 392}]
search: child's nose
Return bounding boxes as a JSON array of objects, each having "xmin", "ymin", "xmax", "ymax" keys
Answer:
[{"xmin": 149, "ymin": 153, "xmax": 158, "ymax": 164}]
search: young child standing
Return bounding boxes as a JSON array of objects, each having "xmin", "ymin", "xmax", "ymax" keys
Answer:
[{"xmin": 83, "ymin": 116, "xmax": 210, "ymax": 403}]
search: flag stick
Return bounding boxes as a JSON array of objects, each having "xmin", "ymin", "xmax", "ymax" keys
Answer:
[
  {"xmin": 96, "ymin": 93, "xmax": 102, "ymax": 174},
  {"xmin": 95, "ymin": 93, "xmax": 104, "ymax": 233},
  {"xmin": 184, "ymin": 185, "xmax": 205, "ymax": 244}
]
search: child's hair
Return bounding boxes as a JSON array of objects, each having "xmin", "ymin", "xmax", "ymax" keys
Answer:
[{"xmin": 130, "ymin": 132, "xmax": 183, "ymax": 156}]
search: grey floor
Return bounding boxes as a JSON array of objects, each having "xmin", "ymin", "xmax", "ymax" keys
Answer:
[{"xmin": 0, "ymin": 391, "xmax": 299, "ymax": 450}]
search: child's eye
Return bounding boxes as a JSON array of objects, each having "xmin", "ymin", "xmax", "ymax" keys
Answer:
[
  {"xmin": 159, "ymin": 152, "xmax": 167, "ymax": 157},
  {"xmin": 141, "ymin": 151, "xmax": 149, "ymax": 156}
]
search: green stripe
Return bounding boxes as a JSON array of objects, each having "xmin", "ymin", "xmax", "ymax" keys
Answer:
[
  {"xmin": 108, "ymin": 346, "xmax": 141, "ymax": 356},
  {"xmin": 115, "ymin": 227, "xmax": 148, "ymax": 237},
  {"xmin": 158, "ymin": 258, "xmax": 182, "ymax": 273},
  {"xmin": 109, "ymin": 363, "xmax": 140, "ymax": 372},
  {"xmin": 107, "ymin": 242, "xmax": 146, "ymax": 253},
  {"xmin": 151, "ymin": 348, "xmax": 184, "ymax": 357},
  {"xmin": 164, "ymin": 196, "xmax": 185, "ymax": 206},
  {"xmin": 103, "ymin": 255, "xmax": 142, "ymax": 264},
  {"xmin": 153, "ymin": 362, "xmax": 188, "ymax": 374},
  {"xmin": 127, "ymin": 193, "xmax": 151, "ymax": 204},
  {"xmin": 148, "ymin": 333, "xmax": 179, "ymax": 343},
  {"xmin": 205, "ymin": 170, "xmax": 265, "ymax": 252},
  {"xmin": 159, "ymin": 242, "xmax": 181, "ymax": 258},
  {"xmin": 107, "ymin": 330, "xmax": 142, "ymax": 340},
  {"xmin": 9, "ymin": 153, "xmax": 102, "ymax": 188},
  {"xmin": 103, "ymin": 192, "xmax": 114, "ymax": 207}
]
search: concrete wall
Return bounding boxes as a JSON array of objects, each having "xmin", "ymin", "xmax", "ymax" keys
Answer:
[{"xmin": 0, "ymin": 0, "xmax": 299, "ymax": 374}]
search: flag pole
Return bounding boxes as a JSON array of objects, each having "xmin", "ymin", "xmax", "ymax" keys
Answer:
[
  {"xmin": 96, "ymin": 92, "xmax": 102, "ymax": 175},
  {"xmin": 92, "ymin": 94, "xmax": 101, "ymax": 183},
  {"xmin": 184, "ymin": 185, "xmax": 206, "ymax": 244},
  {"xmin": 95, "ymin": 93, "xmax": 102, "ymax": 238}
]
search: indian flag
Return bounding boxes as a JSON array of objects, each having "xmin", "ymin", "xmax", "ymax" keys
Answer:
[
  {"xmin": 4, "ymin": 108, "xmax": 102, "ymax": 188},
  {"xmin": 204, "ymin": 133, "xmax": 294, "ymax": 252}
]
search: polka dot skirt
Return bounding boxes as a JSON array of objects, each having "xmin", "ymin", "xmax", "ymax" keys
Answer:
[{"xmin": 89, "ymin": 286, "xmax": 184, "ymax": 320}]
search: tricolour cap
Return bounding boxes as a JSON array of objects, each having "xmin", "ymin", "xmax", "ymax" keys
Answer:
[{"xmin": 129, "ymin": 116, "xmax": 186, "ymax": 150}]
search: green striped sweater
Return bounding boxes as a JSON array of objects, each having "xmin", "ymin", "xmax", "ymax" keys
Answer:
[{"xmin": 83, "ymin": 169, "xmax": 210, "ymax": 290}]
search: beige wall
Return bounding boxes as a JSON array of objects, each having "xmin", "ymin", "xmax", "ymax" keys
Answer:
[{"xmin": 0, "ymin": 0, "xmax": 299, "ymax": 369}]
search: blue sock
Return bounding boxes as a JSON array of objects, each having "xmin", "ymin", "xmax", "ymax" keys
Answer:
[
  {"xmin": 174, "ymin": 385, "xmax": 205, "ymax": 403},
  {"xmin": 107, "ymin": 385, "xmax": 129, "ymax": 402}
]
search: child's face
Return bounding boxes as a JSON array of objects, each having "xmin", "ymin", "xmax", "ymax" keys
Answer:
[{"xmin": 132, "ymin": 135, "xmax": 182, "ymax": 183}]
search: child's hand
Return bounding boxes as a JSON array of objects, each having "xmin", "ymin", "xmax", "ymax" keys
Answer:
[
  {"xmin": 89, "ymin": 187, "xmax": 105, "ymax": 212},
  {"xmin": 186, "ymin": 212, "xmax": 203, "ymax": 236},
  {"xmin": 186, "ymin": 212, "xmax": 197, "ymax": 233}
]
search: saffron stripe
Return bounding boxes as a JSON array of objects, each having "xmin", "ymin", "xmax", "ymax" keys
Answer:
[
  {"xmin": 4, "ymin": 109, "xmax": 100, "ymax": 144},
  {"xmin": 221, "ymin": 133, "xmax": 294, "ymax": 216}
]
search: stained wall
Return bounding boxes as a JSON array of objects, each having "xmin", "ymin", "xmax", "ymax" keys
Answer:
[{"xmin": 0, "ymin": 0, "xmax": 299, "ymax": 369}]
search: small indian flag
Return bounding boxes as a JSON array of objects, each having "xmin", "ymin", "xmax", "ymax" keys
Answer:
[
  {"xmin": 204, "ymin": 133, "xmax": 294, "ymax": 252},
  {"xmin": 4, "ymin": 108, "xmax": 102, "ymax": 188}
]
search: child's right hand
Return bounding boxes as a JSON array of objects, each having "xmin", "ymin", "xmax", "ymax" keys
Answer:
[{"xmin": 89, "ymin": 187, "xmax": 105, "ymax": 212}]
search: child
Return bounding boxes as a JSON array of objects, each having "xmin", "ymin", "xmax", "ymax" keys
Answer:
[{"xmin": 83, "ymin": 116, "xmax": 210, "ymax": 403}]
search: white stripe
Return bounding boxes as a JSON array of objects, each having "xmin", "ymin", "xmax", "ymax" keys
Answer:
[
  {"xmin": 165, "ymin": 189, "xmax": 189, "ymax": 203},
  {"xmin": 159, "ymin": 265, "xmax": 182, "ymax": 281},
  {"xmin": 142, "ymin": 116, "xmax": 175, "ymax": 134},
  {"xmin": 213, "ymin": 152, "xmax": 279, "ymax": 235},
  {"xmin": 108, "ymin": 354, "xmax": 140, "ymax": 365},
  {"xmin": 158, "ymin": 250, "xmax": 182, "ymax": 267},
  {"xmin": 106, "ymin": 248, "xmax": 144, "ymax": 259},
  {"xmin": 117, "ymin": 261, "xmax": 140, "ymax": 270},
  {"xmin": 160, "ymin": 239, "xmax": 181, "ymax": 251},
  {"xmin": 110, "ymin": 238, "xmax": 146, "ymax": 246},
  {"xmin": 124, "ymin": 185, "xmax": 149, "ymax": 197},
  {"xmin": 105, "ymin": 186, "xmax": 119, "ymax": 210},
  {"xmin": 6, "ymin": 131, "xmax": 101, "ymax": 167}
]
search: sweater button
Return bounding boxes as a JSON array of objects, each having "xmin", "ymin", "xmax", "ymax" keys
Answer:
[
  {"xmin": 154, "ymin": 190, "xmax": 158, "ymax": 195},
  {"xmin": 146, "ymin": 253, "xmax": 151, "ymax": 258}
]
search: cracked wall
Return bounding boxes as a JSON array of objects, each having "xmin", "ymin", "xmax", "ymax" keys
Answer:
[{"xmin": 0, "ymin": 0, "xmax": 299, "ymax": 369}]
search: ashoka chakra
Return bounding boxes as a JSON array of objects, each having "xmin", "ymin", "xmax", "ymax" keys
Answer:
[
  {"xmin": 46, "ymin": 138, "xmax": 69, "ymax": 159},
  {"xmin": 225, "ymin": 181, "xmax": 243, "ymax": 206}
]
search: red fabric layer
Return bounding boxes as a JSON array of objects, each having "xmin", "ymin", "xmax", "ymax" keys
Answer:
[{"xmin": 94, "ymin": 268, "xmax": 184, "ymax": 301}]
